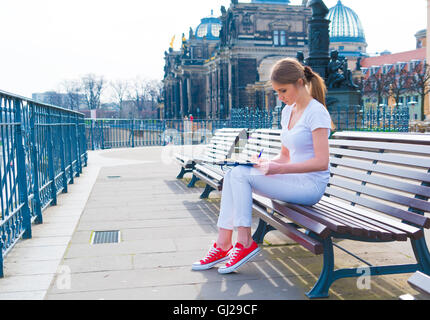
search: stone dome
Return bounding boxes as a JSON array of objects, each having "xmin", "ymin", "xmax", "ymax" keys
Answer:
[
  {"xmin": 328, "ymin": 0, "xmax": 366, "ymax": 43},
  {"xmin": 195, "ymin": 13, "xmax": 222, "ymax": 40}
]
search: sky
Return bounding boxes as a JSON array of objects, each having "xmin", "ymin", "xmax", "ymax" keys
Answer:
[{"xmin": 0, "ymin": 0, "xmax": 427, "ymax": 99}]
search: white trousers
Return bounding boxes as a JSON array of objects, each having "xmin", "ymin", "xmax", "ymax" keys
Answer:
[{"xmin": 217, "ymin": 165, "xmax": 327, "ymax": 230}]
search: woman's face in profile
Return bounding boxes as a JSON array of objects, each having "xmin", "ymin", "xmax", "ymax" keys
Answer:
[{"xmin": 272, "ymin": 81, "xmax": 299, "ymax": 106}]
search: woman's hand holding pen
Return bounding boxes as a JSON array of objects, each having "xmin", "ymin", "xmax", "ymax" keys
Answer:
[
  {"xmin": 251, "ymin": 149, "xmax": 284, "ymax": 176},
  {"xmin": 254, "ymin": 160, "xmax": 284, "ymax": 175}
]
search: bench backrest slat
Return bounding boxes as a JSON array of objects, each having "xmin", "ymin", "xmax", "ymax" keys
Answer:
[
  {"xmin": 330, "ymin": 139, "xmax": 430, "ymax": 155},
  {"xmin": 329, "ymin": 157, "xmax": 430, "ymax": 184},
  {"xmin": 330, "ymin": 166, "xmax": 430, "ymax": 198},
  {"xmin": 238, "ymin": 130, "xmax": 282, "ymax": 161},
  {"xmin": 325, "ymin": 185, "xmax": 430, "ymax": 228},
  {"xmin": 330, "ymin": 147, "xmax": 429, "ymax": 168},
  {"xmin": 332, "ymin": 132, "xmax": 430, "ymax": 145},
  {"xmin": 327, "ymin": 132, "xmax": 430, "ymax": 228},
  {"xmin": 201, "ymin": 128, "xmax": 247, "ymax": 161},
  {"xmin": 329, "ymin": 176, "xmax": 430, "ymax": 213}
]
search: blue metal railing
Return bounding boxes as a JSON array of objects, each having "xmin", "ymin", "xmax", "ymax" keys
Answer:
[
  {"xmin": 86, "ymin": 105, "xmax": 411, "ymax": 150},
  {"xmin": 0, "ymin": 90, "xmax": 87, "ymax": 277}
]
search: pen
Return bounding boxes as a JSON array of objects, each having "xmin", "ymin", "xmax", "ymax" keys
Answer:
[{"xmin": 258, "ymin": 149, "xmax": 264, "ymax": 159}]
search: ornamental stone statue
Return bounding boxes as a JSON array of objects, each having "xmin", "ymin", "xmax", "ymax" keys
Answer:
[{"xmin": 308, "ymin": 0, "xmax": 329, "ymax": 19}]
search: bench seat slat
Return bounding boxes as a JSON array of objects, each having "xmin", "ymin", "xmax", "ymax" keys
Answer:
[
  {"xmin": 320, "ymin": 197, "xmax": 424, "ymax": 239},
  {"xmin": 315, "ymin": 201, "xmax": 408, "ymax": 241},
  {"xmin": 328, "ymin": 176, "xmax": 430, "ymax": 214},
  {"xmin": 252, "ymin": 194, "xmax": 330, "ymax": 238},
  {"xmin": 279, "ymin": 203, "xmax": 350, "ymax": 234},
  {"xmin": 325, "ymin": 186, "xmax": 430, "ymax": 229},
  {"xmin": 312, "ymin": 204, "xmax": 398, "ymax": 241},
  {"xmin": 408, "ymin": 271, "xmax": 430, "ymax": 296},
  {"xmin": 310, "ymin": 204, "xmax": 380, "ymax": 238},
  {"xmin": 330, "ymin": 147, "xmax": 430, "ymax": 168},
  {"xmin": 193, "ymin": 170, "xmax": 223, "ymax": 190},
  {"xmin": 174, "ymin": 154, "xmax": 194, "ymax": 167},
  {"xmin": 252, "ymin": 203, "xmax": 324, "ymax": 255},
  {"xmin": 194, "ymin": 164, "xmax": 225, "ymax": 180}
]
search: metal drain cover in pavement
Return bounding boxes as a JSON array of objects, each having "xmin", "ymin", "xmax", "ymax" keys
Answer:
[{"xmin": 91, "ymin": 231, "xmax": 121, "ymax": 244}]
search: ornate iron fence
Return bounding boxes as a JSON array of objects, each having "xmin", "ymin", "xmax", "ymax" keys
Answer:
[
  {"xmin": 86, "ymin": 105, "xmax": 411, "ymax": 149},
  {"xmin": 0, "ymin": 90, "xmax": 87, "ymax": 277}
]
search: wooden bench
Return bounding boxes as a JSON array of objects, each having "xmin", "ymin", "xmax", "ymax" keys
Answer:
[
  {"xmin": 407, "ymin": 271, "xmax": 430, "ymax": 297},
  {"xmin": 190, "ymin": 129, "xmax": 282, "ymax": 199},
  {"xmin": 175, "ymin": 128, "xmax": 246, "ymax": 187},
  {"xmin": 251, "ymin": 131, "xmax": 430, "ymax": 299}
]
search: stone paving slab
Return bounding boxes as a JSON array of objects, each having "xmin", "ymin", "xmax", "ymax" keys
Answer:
[
  {"xmin": 0, "ymin": 148, "xmax": 152, "ymax": 300},
  {"xmin": 0, "ymin": 145, "xmax": 427, "ymax": 300},
  {"xmin": 46, "ymin": 147, "xmax": 427, "ymax": 300}
]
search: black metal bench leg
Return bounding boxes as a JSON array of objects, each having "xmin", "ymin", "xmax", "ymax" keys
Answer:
[
  {"xmin": 187, "ymin": 174, "xmax": 200, "ymax": 188},
  {"xmin": 252, "ymin": 219, "xmax": 276, "ymax": 244},
  {"xmin": 176, "ymin": 167, "xmax": 187, "ymax": 179},
  {"xmin": 200, "ymin": 185, "xmax": 215, "ymax": 199},
  {"xmin": 306, "ymin": 236, "xmax": 335, "ymax": 299},
  {"xmin": 411, "ymin": 236, "xmax": 430, "ymax": 275}
]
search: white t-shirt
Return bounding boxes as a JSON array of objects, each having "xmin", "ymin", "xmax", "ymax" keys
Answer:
[{"xmin": 280, "ymin": 99, "xmax": 332, "ymax": 184}]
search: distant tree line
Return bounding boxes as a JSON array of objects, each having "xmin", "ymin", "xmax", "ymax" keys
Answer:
[
  {"xmin": 58, "ymin": 74, "xmax": 163, "ymax": 119},
  {"xmin": 359, "ymin": 62, "xmax": 430, "ymax": 121}
]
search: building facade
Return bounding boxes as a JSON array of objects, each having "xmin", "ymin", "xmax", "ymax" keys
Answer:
[
  {"xmin": 359, "ymin": 46, "xmax": 427, "ymax": 120},
  {"xmin": 163, "ymin": 0, "xmax": 312, "ymax": 119},
  {"xmin": 427, "ymin": 0, "xmax": 430, "ymax": 119}
]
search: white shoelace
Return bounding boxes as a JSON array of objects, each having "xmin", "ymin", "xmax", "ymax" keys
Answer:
[
  {"xmin": 202, "ymin": 246, "xmax": 220, "ymax": 262},
  {"xmin": 227, "ymin": 246, "xmax": 241, "ymax": 264}
]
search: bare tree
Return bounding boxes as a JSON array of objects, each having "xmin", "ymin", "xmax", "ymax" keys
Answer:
[
  {"xmin": 61, "ymin": 79, "xmax": 83, "ymax": 111},
  {"xmin": 386, "ymin": 68, "xmax": 409, "ymax": 106},
  {"xmin": 362, "ymin": 71, "xmax": 392, "ymax": 107},
  {"xmin": 110, "ymin": 79, "xmax": 129, "ymax": 115},
  {"xmin": 408, "ymin": 63, "xmax": 430, "ymax": 121},
  {"xmin": 81, "ymin": 74, "xmax": 105, "ymax": 110}
]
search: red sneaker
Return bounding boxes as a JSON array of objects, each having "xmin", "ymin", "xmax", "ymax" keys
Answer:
[
  {"xmin": 192, "ymin": 243, "xmax": 233, "ymax": 271},
  {"xmin": 218, "ymin": 241, "xmax": 260, "ymax": 274}
]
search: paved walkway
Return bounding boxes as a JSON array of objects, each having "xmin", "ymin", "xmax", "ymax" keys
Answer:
[{"xmin": 0, "ymin": 146, "xmax": 427, "ymax": 300}]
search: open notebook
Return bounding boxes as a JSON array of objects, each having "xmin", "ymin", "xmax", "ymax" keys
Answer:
[{"xmin": 200, "ymin": 158, "xmax": 257, "ymax": 167}]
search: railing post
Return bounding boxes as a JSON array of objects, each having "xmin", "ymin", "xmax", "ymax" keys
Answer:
[
  {"xmin": 82, "ymin": 117, "xmax": 88, "ymax": 167},
  {"xmin": 29, "ymin": 103, "xmax": 43, "ymax": 224},
  {"xmin": 131, "ymin": 118, "xmax": 135, "ymax": 148},
  {"xmin": 90, "ymin": 119, "xmax": 95, "ymax": 151},
  {"xmin": 46, "ymin": 108, "xmax": 57, "ymax": 206},
  {"xmin": 59, "ymin": 112, "xmax": 68, "ymax": 194},
  {"xmin": 74, "ymin": 115, "xmax": 82, "ymax": 177},
  {"xmin": 14, "ymin": 98, "xmax": 32, "ymax": 239},
  {"xmin": 67, "ymin": 114, "xmax": 74, "ymax": 185},
  {"xmin": 101, "ymin": 119, "xmax": 105, "ymax": 150}
]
